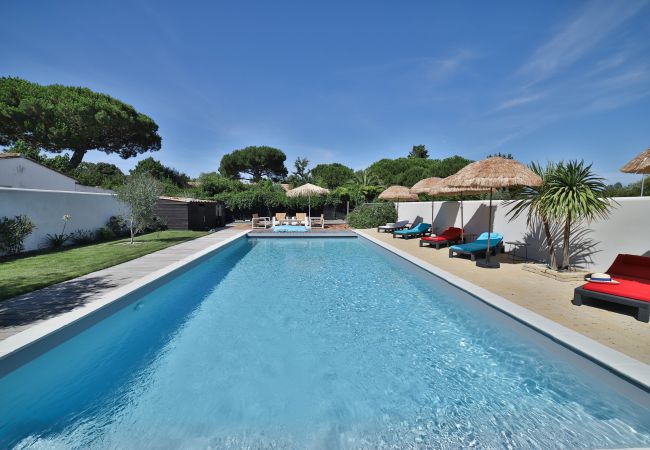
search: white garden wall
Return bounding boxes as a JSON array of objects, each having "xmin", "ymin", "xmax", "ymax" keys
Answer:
[
  {"xmin": 0, "ymin": 187, "xmax": 128, "ymax": 252},
  {"xmin": 395, "ymin": 197, "xmax": 650, "ymax": 271}
]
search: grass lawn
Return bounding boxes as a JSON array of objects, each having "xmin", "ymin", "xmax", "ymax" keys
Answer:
[{"xmin": 0, "ymin": 230, "xmax": 208, "ymax": 301}]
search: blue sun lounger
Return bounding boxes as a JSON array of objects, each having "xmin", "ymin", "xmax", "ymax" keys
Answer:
[
  {"xmin": 449, "ymin": 232, "xmax": 503, "ymax": 260},
  {"xmin": 392, "ymin": 223, "xmax": 431, "ymax": 239}
]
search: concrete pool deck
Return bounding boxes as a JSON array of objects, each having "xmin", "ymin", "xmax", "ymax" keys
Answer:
[
  {"xmin": 358, "ymin": 229, "xmax": 650, "ymax": 365},
  {"xmin": 0, "ymin": 226, "xmax": 249, "ymax": 342}
]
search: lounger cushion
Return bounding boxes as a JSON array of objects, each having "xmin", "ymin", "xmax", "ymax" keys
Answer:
[
  {"xmin": 394, "ymin": 223, "xmax": 431, "ymax": 234},
  {"xmin": 583, "ymin": 276, "xmax": 650, "ymax": 303},
  {"xmin": 422, "ymin": 227, "xmax": 462, "ymax": 242},
  {"xmin": 450, "ymin": 232, "xmax": 503, "ymax": 253},
  {"xmin": 607, "ymin": 254, "xmax": 650, "ymax": 279}
]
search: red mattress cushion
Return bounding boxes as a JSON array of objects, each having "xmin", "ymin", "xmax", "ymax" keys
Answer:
[
  {"xmin": 607, "ymin": 254, "xmax": 650, "ymax": 280},
  {"xmin": 421, "ymin": 227, "xmax": 463, "ymax": 242},
  {"xmin": 583, "ymin": 276, "xmax": 650, "ymax": 303},
  {"xmin": 421, "ymin": 235, "xmax": 446, "ymax": 242}
]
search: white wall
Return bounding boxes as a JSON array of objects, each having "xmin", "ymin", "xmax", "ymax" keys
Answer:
[
  {"xmin": 0, "ymin": 187, "xmax": 128, "ymax": 252},
  {"xmin": 0, "ymin": 158, "xmax": 77, "ymax": 190},
  {"xmin": 395, "ymin": 197, "xmax": 650, "ymax": 271}
]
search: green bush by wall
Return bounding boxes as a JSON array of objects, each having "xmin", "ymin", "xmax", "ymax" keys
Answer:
[{"xmin": 347, "ymin": 203, "xmax": 397, "ymax": 229}]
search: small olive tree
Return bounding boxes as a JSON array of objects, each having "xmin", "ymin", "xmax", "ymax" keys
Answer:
[{"xmin": 116, "ymin": 173, "xmax": 163, "ymax": 244}]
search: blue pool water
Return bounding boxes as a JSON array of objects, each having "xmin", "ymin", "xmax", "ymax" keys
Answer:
[{"xmin": 0, "ymin": 237, "xmax": 649, "ymax": 449}]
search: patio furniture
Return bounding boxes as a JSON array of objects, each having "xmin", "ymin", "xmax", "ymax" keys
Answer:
[
  {"xmin": 393, "ymin": 223, "xmax": 431, "ymax": 239},
  {"xmin": 295, "ymin": 212, "xmax": 307, "ymax": 225},
  {"xmin": 310, "ymin": 214, "xmax": 325, "ymax": 229},
  {"xmin": 251, "ymin": 216, "xmax": 271, "ymax": 229},
  {"xmin": 419, "ymin": 227, "xmax": 463, "ymax": 249},
  {"xmin": 449, "ymin": 232, "xmax": 504, "ymax": 261},
  {"xmin": 573, "ymin": 254, "xmax": 650, "ymax": 322},
  {"xmin": 504, "ymin": 241, "xmax": 530, "ymax": 263},
  {"xmin": 377, "ymin": 220, "xmax": 409, "ymax": 233}
]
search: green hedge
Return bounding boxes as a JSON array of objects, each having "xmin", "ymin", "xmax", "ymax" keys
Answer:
[{"xmin": 347, "ymin": 203, "xmax": 396, "ymax": 229}]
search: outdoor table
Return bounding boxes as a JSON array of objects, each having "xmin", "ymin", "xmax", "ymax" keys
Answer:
[{"xmin": 505, "ymin": 241, "xmax": 529, "ymax": 263}]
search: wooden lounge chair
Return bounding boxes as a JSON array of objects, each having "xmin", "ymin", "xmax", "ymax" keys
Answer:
[
  {"xmin": 295, "ymin": 212, "xmax": 307, "ymax": 225},
  {"xmin": 393, "ymin": 223, "xmax": 431, "ymax": 239},
  {"xmin": 251, "ymin": 214, "xmax": 271, "ymax": 229},
  {"xmin": 573, "ymin": 254, "xmax": 650, "ymax": 322},
  {"xmin": 449, "ymin": 232, "xmax": 503, "ymax": 261},
  {"xmin": 310, "ymin": 214, "xmax": 325, "ymax": 229},
  {"xmin": 377, "ymin": 220, "xmax": 409, "ymax": 233},
  {"xmin": 420, "ymin": 227, "xmax": 463, "ymax": 249}
]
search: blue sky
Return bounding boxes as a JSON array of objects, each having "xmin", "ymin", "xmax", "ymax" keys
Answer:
[{"xmin": 2, "ymin": 0, "xmax": 649, "ymax": 183}]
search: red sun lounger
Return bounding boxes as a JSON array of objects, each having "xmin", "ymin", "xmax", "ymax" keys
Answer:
[
  {"xmin": 573, "ymin": 254, "xmax": 650, "ymax": 322},
  {"xmin": 419, "ymin": 227, "xmax": 463, "ymax": 249}
]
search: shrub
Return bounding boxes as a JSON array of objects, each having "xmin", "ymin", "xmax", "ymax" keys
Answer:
[
  {"xmin": 96, "ymin": 227, "xmax": 115, "ymax": 241},
  {"xmin": 45, "ymin": 214, "xmax": 72, "ymax": 249},
  {"xmin": 70, "ymin": 229, "xmax": 97, "ymax": 245},
  {"xmin": 0, "ymin": 215, "xmax": 35, "ymax": 255},
  {"xmin": 347, "ymin": 203, "xmax": 397, "ymax": 229},
  {"xmin": 106, "ymin": 215, "xmax": 129, "ymax": 237}
]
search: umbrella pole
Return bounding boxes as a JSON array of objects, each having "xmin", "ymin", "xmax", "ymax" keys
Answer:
[
  {"xmin": 431, "ymin": 200, "xmax": 434, "ymax": 234},
  {"xmin": 477, "ymin": 188, "xmax": 499, "ymax": 269},
  {"xmin": 642, "ymin": 174, "xmax": 646, "ymax": 197},
  {"xmin": 308, "ymin": 194, "xmax": 311, "ymax": 220},
  {"xmin": 460, "ymin": 196, "xmax": 464, "ymax": 242}
]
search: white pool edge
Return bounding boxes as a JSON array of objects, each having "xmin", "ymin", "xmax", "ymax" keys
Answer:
[
  {"xmin": 354, "ymin": 230, "xmax": 650, "ymax": 390},
  {"xmin": 0, "ymin": 230, "xmax": 250, "ymax": 362}
]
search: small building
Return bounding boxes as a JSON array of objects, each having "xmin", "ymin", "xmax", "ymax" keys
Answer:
[
  {"xmin": 155, "ymin": 196, "xmax": 224, "ymax": 230},
  {"xmin": 0, "ymin": 153, "xmax": 112, "ymax": 193}
]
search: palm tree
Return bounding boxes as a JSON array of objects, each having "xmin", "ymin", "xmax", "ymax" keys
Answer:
[
  {"xmin": 351, "ymin": 169, "xmax": 382, "ymax": 188},
  {"xmin": 545, "ymin": 160, "xmax": 614, "ymax": 270},
  {"xmin": 505, "ymin": 162, "xmax": 558, "ymax": 270}
]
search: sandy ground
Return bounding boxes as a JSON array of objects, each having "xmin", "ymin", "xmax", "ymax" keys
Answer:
[{"xmin": 362, "ymin": 229, "xmax": 650, "ymax": 364}]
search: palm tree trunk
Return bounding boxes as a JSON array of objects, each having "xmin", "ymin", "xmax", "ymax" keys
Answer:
[
  {"xmin": 541, "ymin": 218, "xmax": 557, "ymax": 270},
  {"xmin": 561, "ymin": 212, "xmax": 571, "ymax": 270}
]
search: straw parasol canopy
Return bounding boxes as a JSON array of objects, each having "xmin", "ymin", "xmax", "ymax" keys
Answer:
[
  {"xmin": 620, "ymin": 147, "xmax": 650, "ymax": 196},
  {"xmin": 445, "ymin": 157, "xmax": 542, "ymax": 189},
  {"xmin": 379, "ymin": 185, "xmax": 418, "ymax": 218},
  {"xmin": 378, "ymin": 185, "xmax": 418, "ymax": 201},
  {"xmin": 286, "ymin": 183, "xmax": 330, "ymax": 218},
  {"xmin": 410, "ymin": 177, "xmax": 444, "ymax": 230},
  {"xmin": 410, "ymin": 177, "xmax": 444, "ymax": 194},
  {"xmin": 445, "ymin": 157, "xmax": 542, "ymax": 268}
]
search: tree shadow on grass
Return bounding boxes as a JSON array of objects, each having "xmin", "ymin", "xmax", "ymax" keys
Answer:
[{"xmin": 0, "ymin": 276, "xmax": 119, "ymax": 328}]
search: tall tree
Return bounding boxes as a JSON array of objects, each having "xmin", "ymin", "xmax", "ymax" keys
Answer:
[
  {"xmin": 311, "ymin": 163, "xmax": 355, "ymax": 189},
  {"xmin": 0, "ymin": 77, "xmax": 161, "ymax": 169},
  {"xmin": 116, "ymin": 173, "xmax": 163, "ymax": 244},
  {"xmin": 545, "ymin": 160, "xmax": 614, "ymax": 270},
  {"xmin": 290, "ymin": 157, "xmax": 311, "ymax": 185},
  {"xmin": 408, "ymin": 145, "xmax": 429, "ymax": 159},
  {"xmin": 219, "ymin": 146, "xmax": 287, "ymax": 182},
  {"xmin": 131, "ymin": 157, "xmax": 189, "ymax": 188}
]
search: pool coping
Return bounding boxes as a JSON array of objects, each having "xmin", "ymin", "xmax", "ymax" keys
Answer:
[
  {"xmin": 0, "ymin": 229, "xmax": 250, "ymax": 363},
  {"xmin": 354, "ymin": 230, "xmax": 650, "ymax": 390}
]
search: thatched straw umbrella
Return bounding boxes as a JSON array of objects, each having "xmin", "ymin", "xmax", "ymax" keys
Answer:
[
  {"xmin": 379, "ymin": 185, "xmax": 418, "ymax": 218},
  {"xmin": 445, "ymin": 157, "xmax": 542, "ymax": 268},
  {"xmin": 410, "ymin": 177, "xmax": 444, "ymax": 229},
  {"xmin": 620, "ymin": 147, "xmax": 650, "ymax": 197},
  {"xmin": 286, "ymin": 183, "xmax": 330, "ymax": 218},
  {"xmin": 432, "ymin": 184, "xmax": 490, "ymax": 242}
]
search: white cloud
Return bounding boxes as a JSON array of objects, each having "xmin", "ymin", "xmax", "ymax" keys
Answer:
[
  {"xmin": 518, "ymin": 0, "xmax": 648, "ymax": 83},
  {"xmin": 494, "ymin": 93, "xmax": 545, "ymax": 111}
]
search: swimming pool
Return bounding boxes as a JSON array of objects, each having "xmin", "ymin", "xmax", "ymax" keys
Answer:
[{"xmin": 0, "ymin": 237, "xmax": 648, "ymax": 448}]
